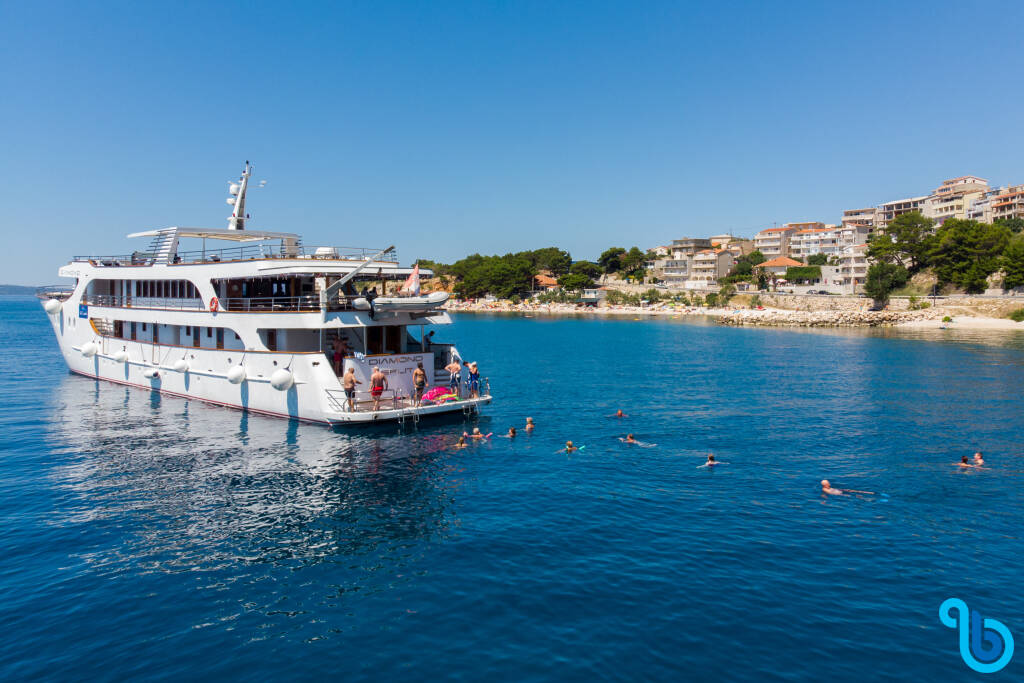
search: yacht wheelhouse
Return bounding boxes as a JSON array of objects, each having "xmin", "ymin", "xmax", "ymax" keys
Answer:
[{"xmin": 38, "ymin": 162, "xmax": 489, "ymax": 425}]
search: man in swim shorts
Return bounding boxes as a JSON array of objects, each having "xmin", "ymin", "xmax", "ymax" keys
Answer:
[
  {"xmin": 370, "ymin": 367, "xmax": 388, "ymax": 411},
  {"xmin": 343, "ymin": 367, "xmax": 361, "ymax": 412},
  {"xmin": 412, "ymin": 362, "xmax": 428, "ymax": 406},
  {"xmin": 444, "ymin": 361, "xmax": 462, "ymax": 397}
]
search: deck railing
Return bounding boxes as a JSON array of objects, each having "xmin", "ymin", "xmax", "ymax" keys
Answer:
[
  {"xmin": 79, "ymin": 293, "xmax": 363, "ymax": 312},
  {"xmin": 73, "ymin": 245, "xmax": 399, "ymax": 267},
  {"xmin": 81, "ymin": 294, "xmax": 206, "ymax": 310},
  {"xmin": 36, "ymin": 285, "xmax": 76, "ymax": 301}
]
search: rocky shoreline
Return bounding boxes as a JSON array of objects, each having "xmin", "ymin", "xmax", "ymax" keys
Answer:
[
  {"xmin": 444, "ymin": 300, "xmax": 1024, "ymax": 330},
  {"xmin": 716, "ymin": 309, "xmax": 934, "ymax": 327}
]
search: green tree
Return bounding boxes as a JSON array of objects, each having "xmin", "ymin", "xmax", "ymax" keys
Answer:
[
  {"xmin": 722, "ymin": 250, "xmax": 765, "ymax": 283},
  {"xmin": 598, "ymin": 247, "xmax": 627, "ymax": 274},
  {"xmin": 569, "ymin": 260, "xmax": 603, "ymax": 280},
  {"xmin": 866, "ymin": 211, "xmax": 935, "ymax": 272},
  {"xmin": 805, "ymin": 253, "xmax": 829, "ymax": 265},
  {"xmin": 557, "ymin": 272, "xmax": 594, "ymax": 293},
  {"xmin": 718, "ymin": 283, "xmax": 736, "ymax": 304},
  {"xmin": 619, "ymin": 247, "xmax": 648, "ymax": 277},
  {"xmin": 928, "ymin": 219, "xmax": 1011, "ymax": 294},
  {"xmin": 863, "ymin": 262, "xmax": 909, "ymax": 306},
  {"xmin": 1001, "ymin": 234, "xmax": 1024, "ymax": 290},
  {"xmin": 518, "ymin": 247, "xmax": 572, "ymax": 276},
  {"xmin": 784, "ymin": 265, "xmax": 821, "ymax": 283},
  {"xmin": 995, "ymin": 217, "xmax": 1024, "ymax": 234}
]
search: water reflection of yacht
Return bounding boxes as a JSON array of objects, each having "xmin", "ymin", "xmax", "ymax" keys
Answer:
[
  {"xmin": 46, "ymin": 373, "xmax": 460, "ymax": 564},
  {"xmin": 38, "ymin": 162, "xmax": 491, "ymax": 425}
]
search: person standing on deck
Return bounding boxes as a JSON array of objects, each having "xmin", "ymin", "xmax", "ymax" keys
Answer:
[
  {"xmin": 343, "ymin": 367, "xmax": 361, "ymax": 412},
  {"xmin": 412, "ymin": 363, "xmax": 428, "ymax": 406},
  {"xmin": 444, "ymin": 360, "xmax": 462, "ymax": 397},
  {"xmin": 370, "ymin": 367, "xmax": 388, "ymax": 411},
  {"xmin": 465, "ymin": 361, "xmax": 481, "ymax": 399}
]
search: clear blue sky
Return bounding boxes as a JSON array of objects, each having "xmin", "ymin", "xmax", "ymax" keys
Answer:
[{"xmin": 3, "ymin": 1, "xmax": 1023, "ymax": 284}]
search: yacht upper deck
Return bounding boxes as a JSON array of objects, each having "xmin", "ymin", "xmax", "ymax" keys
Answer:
[{"xmin": 72, "ymin": 226, "xmax": 400, "ymax": 270}]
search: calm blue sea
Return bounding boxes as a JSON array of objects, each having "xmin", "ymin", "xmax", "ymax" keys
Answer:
[{"xmin": 1, "ymin": 296, "xmax": 1022, "ymax": 681}]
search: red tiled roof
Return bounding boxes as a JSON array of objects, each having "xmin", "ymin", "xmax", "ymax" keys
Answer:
[
  {"xmin": 534, "ymin": 274, "xmax": 558, "ymax": 286},
  {"xmin": 756, "ymin": 257, "xmax": 802, "ymax": 268}
]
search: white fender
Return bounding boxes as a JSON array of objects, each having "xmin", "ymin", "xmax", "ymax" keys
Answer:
[
  {"xmin": 44, "ymin": 299, "xmax": 62, "ymax": 314},
  {"xmin": 142, "ymin": 367, "xmax": 160, "ymax": 379},
  {"xmin": 81, "ymin": 342, "xmax": 99, "ymax": 358},
  {"xmin": 112, "ymin": 350, "xmax": 129, "ymax": 363},
  {"xmin": 227, "ymin": 365, "xmax": 247, "ymax": 384},
  {"xmin": 270, "ymin": 368, "xmax": 294, "ymax": 391},
  {"xmin": 172, "ymin": 359, "xmax": 190, "ymax": 372}
]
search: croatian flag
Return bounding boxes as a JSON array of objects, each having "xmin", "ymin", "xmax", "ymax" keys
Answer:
[{"xmin": 403, "ymin": 263, "xmax": 421, "ymax": 296}]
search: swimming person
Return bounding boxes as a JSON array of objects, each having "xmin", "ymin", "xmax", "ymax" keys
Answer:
[
  {"xmin": 614, "ymin": 409, "xmax": 626, "ymax": 418},
  {"xmin": 444, "ymin": 360, "xmax": 462, "ymax": 397},
  {"xmin": 821, "ymin": 480, "xmax": 877, "ymax": 496},
  {"xmin": 464, "ymin": 427, "xmax": 491, "ymax": 440},
  {"xmin": 342, "ymin": 367, "xmax": 361, "ymax": 412},
  {"xmin": 821, "ymin": 479, "xmax": 844, "ymax": 495},
  {"xmin": 412, "ymin": 362, "xmax": 428, "ymax": 406},
  {"xmin": 973, "ymin": 451, "xmax": 984, "ymax": 466},
  {"xmin": 623, "ymin": 434, "xmax": 637, "ymax": 444},
  {"xmin": 525, "ymin": 417, "xmax": 535, "ymax": 432},
  {"xmin": 370, "ymin": 367, "xmax": 388, "ymax": 411},
  {"xmin": 453, "ymin": 436, "xmax": 468, "ymax": 449},
  {"xmin": 506, "ymin": 427, "xmax": 517, "ymax": 438},
  {"xmin": 564, "ymin": 440, "xmax": 578, "ymax": 453},
  {"xmin": 705, "ymin": 454, "xmax": 717, "ymax": 466},
  {"xmin": 957, "ymin": 456, "xmax": 974, "ymax": 468}
]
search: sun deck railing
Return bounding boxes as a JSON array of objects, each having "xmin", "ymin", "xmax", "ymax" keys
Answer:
[
  {"xmin": 72, "ymin": 245, "xmax": 399, "ymax": 267},
  {"xmin": 36, "ymin": 285, "xmax": 76, "ymax": 301}
]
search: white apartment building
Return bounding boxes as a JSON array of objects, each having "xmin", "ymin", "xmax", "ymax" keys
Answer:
[
  {"xmin": 653, "ymin": 258, "xmax": 692, "ymax": 284},
  {"xmin": 789, "ymin": 227, "xmax": 839, "ymax": 260},
  {"xmin": 876, "ymin": 196, "xmax": 929, "ymax": 230},
  {"xmin": 992, "ymin": 185, "xmax": 1024, "ymax": 223},
  {"xmin": 687, "ymin": 249, "xmax": 735, "ymax": 287},
  {"xmin": 925, "ymin": 176, "xmax": 989, "ymax": 224},
  {"xmin": 753, "ymin": 226, "xmax": 799, "ymax": 259},
  {"xmin": 842, "ymin": 207, "xmax": 876, "ymax": 232},
  {"xmin": 837, "ymin": 244, "xmax": 869, "ymax": 292}
]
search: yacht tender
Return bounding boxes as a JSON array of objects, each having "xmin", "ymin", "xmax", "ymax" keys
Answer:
[{"xmin": 38, "ymin": 162, "xmax": 490, "ymax": 425}]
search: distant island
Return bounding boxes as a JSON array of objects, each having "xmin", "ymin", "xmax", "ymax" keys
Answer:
[{"xmin": 0, "ymin": 284, "xmax": 37, "ymax": 295}]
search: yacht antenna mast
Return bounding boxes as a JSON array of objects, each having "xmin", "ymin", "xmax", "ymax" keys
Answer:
[{"xmin": 226, "ymin": 161, "xmax": 252, "ymax": 230}]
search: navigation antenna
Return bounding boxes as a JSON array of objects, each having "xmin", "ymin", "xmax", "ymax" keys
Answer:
[{"xmin": 226, "ymin": 161, "xmax": 255, "ymax": 230}]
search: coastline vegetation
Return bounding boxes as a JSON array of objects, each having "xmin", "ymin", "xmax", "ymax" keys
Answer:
[
  {"xmin": 864, "ymin": 212, "xmax": 1024, "ymax": 303},
  {"xmin": 418, "ymin": 245, "xmax": 651, "ymax": 300}
]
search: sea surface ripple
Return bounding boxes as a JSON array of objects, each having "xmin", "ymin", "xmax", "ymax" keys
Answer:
[{"xmin": 1, "ymin": 298, "xmax": 1022, "ymax": 681}]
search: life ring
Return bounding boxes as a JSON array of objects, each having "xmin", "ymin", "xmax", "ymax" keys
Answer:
[{"xmin": 209, "ymin": 296, "xmax": 220, "ymax": 312}]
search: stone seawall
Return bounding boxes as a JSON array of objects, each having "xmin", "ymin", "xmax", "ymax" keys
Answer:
[{"xmin": 717, "ymin": 309, "xmax": 935, "ymax": 327}]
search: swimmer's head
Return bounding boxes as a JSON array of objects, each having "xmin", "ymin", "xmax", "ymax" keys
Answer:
[
  {"xmin": 821, "ymin": 479, "xmax": 830, "ymax": 488},
  {"xmin": 473, "ymin": 427, "xmax": 481, "ymax": 434},
  {"xmin": 974, "ymin": 451, "xmax": 983, "ymax": 459},
  {"xmin": 526, "ymin": 417, "xmax": 534, "ymax": 423},
  {"xmin": 707, "ymin": 454, "xmax": 715, "ymax": 462},
  {"xmin": 566, "ymin": 440, "xmax": 574, "ymax": 448},
  {"xmin": 962, "ymin": 456, "xmax": 969, "ymax": 463},
  {"xmin": 627, "ymin": 433, "xmax": 634, "ymax": 439}
]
